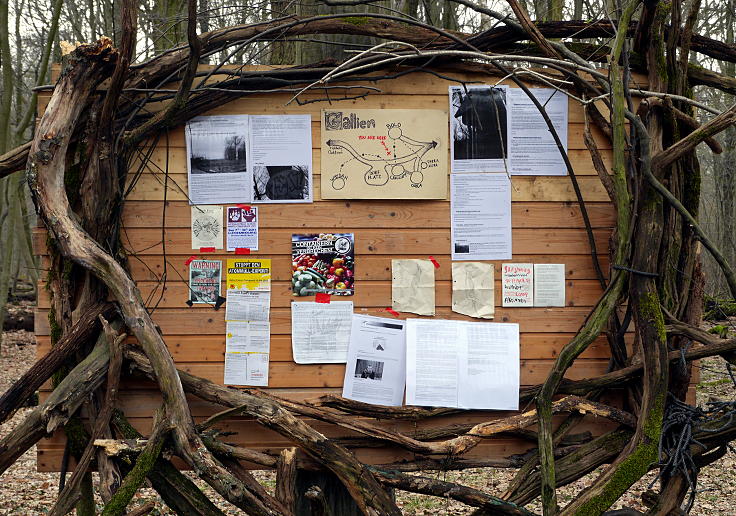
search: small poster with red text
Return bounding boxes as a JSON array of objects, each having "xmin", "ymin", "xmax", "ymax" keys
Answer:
[{"xmin": 501, "ymin": 263, "xmax": 533, "ymax": 307}]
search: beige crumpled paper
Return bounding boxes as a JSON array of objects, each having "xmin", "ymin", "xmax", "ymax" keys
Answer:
[
  {"xmin": 391, "ymin": 259, "xmax": 435, "ymax": 316},
  {"xmin": 451, "ymin": 262, "xmax": 494, "ymax": 319}
]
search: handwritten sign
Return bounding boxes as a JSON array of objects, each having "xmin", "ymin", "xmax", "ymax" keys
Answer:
[{"xmin": 502, "ymin": 263, "xmax": 533, "ymax": 307}]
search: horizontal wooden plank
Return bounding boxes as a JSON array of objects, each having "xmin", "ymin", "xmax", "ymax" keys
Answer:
[
  {"xmin": 103, "ymin": 254, "xmax": 610, "ymax": 283},
  {"xmin": 35, "ymin": 306, "xmax": 620, "ymax": 336},
  {"xmin": 130, "ymin": 145, "xmax": 612, "ymax": 177},
  {"xmin": 37, "ymin": 332, "xmax": 622, "ymax": 363},
  {"xmin": 121, "ymin": 200, "xmax": 615, "ymax": 229},
  {"xmin": 124, "ymin": 173, "xmax": 612, "ymax": 202},
  {"xmin": 34, "ymin": 227, "xmax": 611, "ymax": 256},
  {"xmin": 37, "ymin": 278, "xmax": 604, "ymax": 310}
]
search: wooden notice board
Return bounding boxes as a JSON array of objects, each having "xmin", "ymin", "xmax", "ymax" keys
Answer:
[{"xmin": 34, "ymin": 66, "xmax": 640, "ymax": 471}]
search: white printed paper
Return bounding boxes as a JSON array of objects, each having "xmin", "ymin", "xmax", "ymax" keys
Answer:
[
  {"xmin": 406, "ymin": 319, "xmax": 519, "ymax": 410},
  {"xmin": 191, "ymin": 206, "xmax": 223, "ymax": 249},
  {"xmin": 451, "ymin": 173, "xmax": 512, "ymax": 261},
  {"xmin": 502, "ymin": 263, "xmax": 533, "ymax": 307},
  {"xmin": 343, "ymin": 315, "xmax": 407, "ymax": 406},
  {"xmin": 450, "ymin": 85, "xmax": 509, "ymax": 173},
  {"xmin": 508, "ymin": 88, "xmax": 568, "ymax": 175},
  {"xmin": 226, "ymin": 290, "xmax": 270, "ymax": 322},
  {"xmin": 291, "ymin": 301, "xmax": 353, "ymax": 364},
  {"xmin": 452, "ymin": 262, "xmax": 494, "ymax": 319},
  {"xmin": 250, "ymin": 115, "xmax": 313, "ymax": 203},
  {"xmin": 226, "ymin": 206, "xmax": 258, "ymax": 251},
  {"xmin": 533, "ymin": 263, "xmax": 566, "ymax": 307},
  {"xmin": 224, "ymin": 321, "xmax": 270, "ymax": 386},
  {"xmin": 186, "ymin": 115, "xmax": 250, "ymax": 205},
  {"xmin": 391, "ymin": 259, "xmax": 435, "ymax": 316}
]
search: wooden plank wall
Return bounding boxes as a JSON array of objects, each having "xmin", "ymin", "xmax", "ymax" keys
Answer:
[{"xmin": 34, "ymin": 66, "xmax": 654, "ymax": 471}]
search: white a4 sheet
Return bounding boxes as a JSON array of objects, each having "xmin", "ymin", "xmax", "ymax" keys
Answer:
[{"xmin": 406, "ymin": 319, "xmax": 519, "ymax": 410}]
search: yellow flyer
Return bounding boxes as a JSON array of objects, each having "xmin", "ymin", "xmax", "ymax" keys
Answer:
[{"xmin": 226, "ymin": 258, "xmax": 271, "ymax": 291}]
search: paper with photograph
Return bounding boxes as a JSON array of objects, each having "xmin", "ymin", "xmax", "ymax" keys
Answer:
[
  {"xmin": 186, "ymin": 115, "xmax": 250, "ymax": 204},
  {"xmin": 391, "ymin": 259, "xmax": 435, "ymax": 316},
  {"xmin": 320, "ymin": 108, "xmax": 447, "ymax": 199},
  {"xmin": 452, "ymin": 262, "xmax": 494, "ymax": 319},
  {"xmin": 224, "ymin": 321, "xmax": 270, "ymax": 386},
  {"xmin": 188, "ymin": 259, "xmax": 222, "ymax": 304},
  {"xmin": 250, "ymin": 115, "xmax": 312, "ymax": 203},
  {"xmin": 226, "ymin": 206, "xmax": 258, "ymax": 251},
  {"xmin": 291, "ymin": 301, "xmax": 354, "ymax": 363},
  {"xmin": 191, "ymin": 205, "xmax": 223, "ymax": 249},
  {"xmin": 449, "ymin": 85, "xmax": 509, "ymax": 173},
  {"xmin": 533, "ymin": 263, "xmax": 566, "ymax": 307},
  {"xmin": 450, "ymin": 173, "xmax": 511, "ymax": 261},
  {"xmin": 342, "ymin": 315, "xmax": 407, "ymax": 406},
  {"xmin": 406, "ymin": 319, "xmax": 519, "ymax": 410},
  {"xmin": 507, "ymin": 88, "xmax": 568, "ymax": 175},
  {"xmin": 502, "ymin": 263, "xmax": 534, "ymax": 307}
]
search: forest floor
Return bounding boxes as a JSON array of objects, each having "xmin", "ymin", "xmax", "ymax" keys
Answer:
[{"xmin": 1, "ymin": 320, "xmax": 735, "ymax": 514}]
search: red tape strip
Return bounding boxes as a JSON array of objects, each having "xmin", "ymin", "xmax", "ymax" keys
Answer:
[
  {"xmin": 184, "ymin": 255, "xmax": 197, "ymax": 266},
  {"xmin": 199, "ymin": 247, "xmax": 216, "ymax": 253},
  {"xmin": 235, "ymin": 248, "xmax": 251, "ymax": 255},
  {"xmin": 315, "ymin": 293, "xmax": 331, "ymax": 304},
  {"xmin": 428, "ymin": 255, "xmax": 440, "ymax": 269},
  {"xmin": 237, "ymin": 204, "xmax": 252, "ymax": 210},
  {"xmin": 385, "ymin": 307, "xmax": 400, "ymax": 317}
]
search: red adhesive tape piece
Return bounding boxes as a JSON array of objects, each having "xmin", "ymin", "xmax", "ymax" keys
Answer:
[
  {"xmin": 237, "ymin": 204, "xmax": 252, "ymax": 210},
  {"xmin": 429, "ymin": 255, "xmax": 440, "ymax": 268},
  {"xmin": 315, "ymin": 293, "xmax": 331, "ymax": 304},
  {"xmin": 235, "ymin": 247, "xmax": 251, "ymax": 255},
  {"xmin": 184, "ymin": 255, "xmax": 197, "ymax": 266},
  {"xmin": 199, "ymin": 247, "xmax": 216, "ymax": 253},
  {"xmin": 385, "ymin": 307, "xmax": 400, "ymax": 317}
]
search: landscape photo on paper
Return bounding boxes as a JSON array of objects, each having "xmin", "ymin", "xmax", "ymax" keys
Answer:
[
  {"xmin": 188, "ymin": 259, "xmax": 222, "ymax": 304},
  {"xmin": 320, "ymin": 108, "xmax": 447, "ymax": 199},
  {"xmin": 291, "ymin": 233, "xmax": 354, "ymax": 296},
  {"xmin": 449, "ymin": 85, "xmax": 508, "ymax": 172},
  {"xmin": 226, "ymin": 206, "xmax": 258, "ymax": 251},
  {"xmin": 186, "ymin": 115, "xmax": 250, "ymax": 204}
]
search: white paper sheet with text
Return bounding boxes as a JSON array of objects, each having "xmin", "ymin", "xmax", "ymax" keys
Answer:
[
  {"xmin": 224, "ymin": 321, "xmax": 270, "ymax": 386},
  {"xmin": 291, "ymin": 301, "xmax": 353, "ymax": 364},
  {"xmin": 186, "ymin": 115, "xmax": 250, "ymax": 205},
  {"xmin": 406, "ymin": 319, "xmax": 519, "ymax": 410},
  {"xmin": 452, "ymin": 262, "xmax": 494, "ymax": 319},
  {"xmin": 391, "ymin": 259, "xmax": 435, "ymax": 316},
  {"xmin": 533, "ymin": 263, "xmax": 566, "ymax": 307},
  {"xmin": 249, "ymin": 115, "xmax": 313, "ymax": 203},
  {"xmin": 502, "ymin": 263, "xmax": 534, "ymax": 307},
  {"xmin": 225, "ymin": 290, "xmax": 270, "ymax": 322},
  {"xmin": 342, "ymin": 315, "xmax": 407, "ymax": 406},
  {"xmin": 508, "ymin": 88, "xmax": 568, "ymax": 175},
  {"xmin": 451, "ymin": 173, "xmax": 512, "ymax": 261}
]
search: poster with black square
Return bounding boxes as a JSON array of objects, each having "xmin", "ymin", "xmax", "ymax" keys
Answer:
[
  {"xmin": 186, "ymin": 115, "xmax": 250, "ymax": 205},
  {"xmin": 250, "ymin": 115, "xmax": 313, "ymax": 203},
  {"xmin": 189, "ymin": 259, "xmax": 222, "ymax": 304},
  {"xmin": 449, "ymin": 85, "xmax": 509, "ymax": 173},
  {"xmin": 226, "ymin": 206, "xmax": 259, "ymax": 251},
  {"xmin": 291, "ymin": 233, "xmax": 354, "ymax": 296}
]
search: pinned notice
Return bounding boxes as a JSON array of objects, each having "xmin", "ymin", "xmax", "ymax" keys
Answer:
[
  {"xmin": 533, "ymin": 264, "xmax": 566, "ymax": 307},
  {"xmin": 452, "ymin": 262, "xmax": 494, "ymax": 319},
  {"xmin": 501, "ymin": 263, "xmax": 533, "ymax": 307},
  {"xmin": 391, "ymin": 259, "xmax": 435, "ymax": 316},
  {"xmin": 191, "ymin": 205, "xmax": 223, "ymax": 250},
  {"xmin": 227, "ymin": 206, "xmax": 258, "ymax": 252}
]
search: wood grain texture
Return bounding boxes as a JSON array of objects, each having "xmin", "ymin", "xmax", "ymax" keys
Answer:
[{"xmin": 36, "ymin": 67, "xmax": 621, "ymax": 469}]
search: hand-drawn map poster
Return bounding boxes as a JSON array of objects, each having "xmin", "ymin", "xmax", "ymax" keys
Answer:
[{"xmin": 320, "ymin": 109, "xmax": 448, "ymax": 199}]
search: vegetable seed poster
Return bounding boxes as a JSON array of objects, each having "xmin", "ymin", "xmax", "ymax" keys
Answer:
[{"xmin": 291, "ymin": 233, "xmax": 354, "ymax": 296}]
